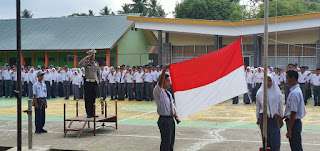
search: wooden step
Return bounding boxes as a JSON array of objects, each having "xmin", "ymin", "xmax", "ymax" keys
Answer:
[{"xmin": 65, "ymin": 128, "xmax": 82, "ymax": 131}]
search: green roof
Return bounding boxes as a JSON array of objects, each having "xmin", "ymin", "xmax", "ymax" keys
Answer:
[{"xmin": 0, "ymin": 15, "xmax": 134, "ymax": 51}]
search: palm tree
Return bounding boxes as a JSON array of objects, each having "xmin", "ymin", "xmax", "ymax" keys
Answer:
[
  {"xmin": 118, "ymin": 3, "xmax": 132, "ymax": 14},
  {"xmin": 100, "ymin": 5, "xmax": 111, "ymax": 15},
  {"xmin": 130, "ymin": 0, "xmax": 148, "ymax": 15},
  {"xmin": 147, "ymin": 0, "xmax": 166, "ymax": 17},
  {"xmin": 21, "ymin": 9, "xmax": 33, "ymax": 18},
  {"xmin": 88, "ymin": 10, "xmax": 94, "ymax": 16}
]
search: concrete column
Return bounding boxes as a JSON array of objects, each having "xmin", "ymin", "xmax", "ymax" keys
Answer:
[
  {"xmin": 254, "ymin": 34, "xmax": 258, "ymax": 67},
  {"xmin": 73, "ymin": 52, "xmax": 78, "ymax": 68},
  {"xmin": 165, "ymin": 32, "xmax": 169, "ymax": 43},
  {"xmin": 219, "ymin": 36, "xmax": 223, "ymax": 49},
  {"xmin": 57, "ymin": 52, "xmax": 60, "ymax": 67},
  {"xmin": 45, "ymin": 52, "xmax": 49, "ymax": 68},
  {"xmin": 116, "ymin": 45, "xmax": 118, "ymax": 67},
  {"xmin": 32, "ymin": 52, "xmax": 35, "ymax": 67},
  {"xmin": 106, "ymin": 50, "xmax": 110, "ymax": 67},
  {"xmin": 214, "ymin": 35, "xmax": 219, "ymax": 51},
  {"xmin": 5, "ymin": 52, "xmax": 8, "ymax": 64},
  {"xmin": 158, "ymin": 30, "xmax": 163, "ymax": 66},
  {"xmin": 21, "ymin": 52, "xmax": 25, "ymax": 66},
  {"xmin": 258, "ymin": 36, "xmax": 263, "ymax": 66}
]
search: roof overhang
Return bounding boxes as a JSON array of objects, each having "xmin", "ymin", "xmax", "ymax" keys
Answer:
[{"xmin": 128, "ymin": 13, "xmax": 320, "ymax": 36}]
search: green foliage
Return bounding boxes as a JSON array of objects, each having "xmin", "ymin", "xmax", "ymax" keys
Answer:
[
  {"xmin": 21, "ymin": 9, "xmax": 33, "ymax": 18},
  {"xmin": 174, "ymin": 0, "xmax": 244, "ymax": 21},
  {"xmin": 118, "ymin": 3, "xmax": 132, "ymax": 14},
  {"xmin": 257, "ymin": 0, "xmax": 320, "ymax": 18},
  {"xmin": 100, "ymin": 5, "xmax": 111, "ymax": 15}
]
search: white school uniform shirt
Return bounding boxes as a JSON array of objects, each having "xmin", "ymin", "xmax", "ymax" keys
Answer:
[
  {"xmin": 61, "ymin": 70, "xmax": 71, "ymax": 81},
  {"xmin": 153, "ymin": 83, "xmax": 175, "ymax": 116},
  {"xmin": 101, "ymin": 70, "xmax": 109, "ymax": 81},
  {"xmin": 245, "ymin": 71, "xmax": 253, "ymax": 84},
  {"xmin": 280, "ymin": 72, "xmax": 287, "ymax": 83},
  {"xmin": 22, "ymin": 72, "xmax": 28, "ymax": 83},
  {"xmin": 43, "ymin": 73, "xmax": 52, "ymax": 85},
  {"xmin": 297, "ymin": 72, "xmax": 307, "ymax": 83},
  {"xmin": 125, "ymin": 72, "xmax": 134, "ymax": 83},
  {"xmin": 73, "ymin": 74, "xmax": 83, "ymax": 88},
  {"xmin": 2, "ymin": 70, "xmax": 12, "ymax": 80},
  {"xmin": 56, "ymin": 73, "xmax": 63, "ymax": 83},
  {"xmin": 284, "ymin": 84, "xmax": 306, "ymax": 119},
  {"xmin": 151, "ymin": 71, "xmax": 158, "ymax": 82},
  {"xmin": 28, "ymin": 71, "xmax": 37, "ymax": 84},
  {"xmin": 310, "ymin": 74, "xmax": 320, "ymax": 86},
  {"xmin": 33, "ymin": 81, "xmax": 47, "ymax": 98},
  {"xmin": 134, "ymin": 72, "xmax": 144, "ymax": 83},
  {"xmin": 108, "ymin": 72, "xmax": 116, "ymax": 84},
  {"xmin": 11, "ymin": 71, "xmax": 17, "ymax": 81},
  {"xmin": 144, "ymin": 72, "xmax": 153, "ymax": 83},
  {"xmin": 273, "ymin": 74, "xmax": 282, "ymax": 85}
]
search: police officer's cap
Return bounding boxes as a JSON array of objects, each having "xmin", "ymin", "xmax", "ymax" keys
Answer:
[{"xmin": 87, "ymin": 49, "xmax": 97, "ymax": 55}]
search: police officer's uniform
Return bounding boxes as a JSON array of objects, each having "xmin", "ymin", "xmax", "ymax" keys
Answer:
[{"xmin": 79, "ymin": 49, "xmax": 101, "ymax": 118}]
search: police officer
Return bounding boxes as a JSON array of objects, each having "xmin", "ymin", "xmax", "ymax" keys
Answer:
[{"xmin": 79, "ymin": 49, "xmax": 101, "ymax": 118}]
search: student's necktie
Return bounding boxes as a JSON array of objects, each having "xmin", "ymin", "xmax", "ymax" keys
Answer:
[{"xmin": 165, "ymin": 90, "xmax": 174, "ymax": 116}]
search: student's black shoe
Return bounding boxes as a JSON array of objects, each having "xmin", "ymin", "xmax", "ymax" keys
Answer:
[
  {"xmin": 87, "ymin": 115, "xmax": 92, "ymax": 118},
  {"xmin": 35, "ymin": 131, "xmax": 42, "ymax": 134},
  {"xmin": 41, "ymin": 129, "xmax": 47, "ymax": 133}
]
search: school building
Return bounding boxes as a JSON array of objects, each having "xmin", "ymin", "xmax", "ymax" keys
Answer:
[
  {"xmin": 128, "ymin": 13, "xmax": 320, "ymax": 69},
  {"xmin": 0, "ymin": 14, "xmax": 158, "ymax": 68}
]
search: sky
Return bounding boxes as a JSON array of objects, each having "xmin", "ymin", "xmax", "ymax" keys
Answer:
[
  {"xmin": 0, "ymin": 0, "xmax": 186, "ymax": 19},
  {"xmin": 0, "ymin": 0, "xmax": 250, "ymax": 19}
]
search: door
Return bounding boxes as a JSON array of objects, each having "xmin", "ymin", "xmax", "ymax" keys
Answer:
[{"xmin": 243, "ymin": 57, "xmax": 250, "ymax": 67}]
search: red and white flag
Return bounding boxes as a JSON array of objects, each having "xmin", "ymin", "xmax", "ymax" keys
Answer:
[{"xmin": 169, "ymin": 39, "xmax": 247, "ymax": 120}]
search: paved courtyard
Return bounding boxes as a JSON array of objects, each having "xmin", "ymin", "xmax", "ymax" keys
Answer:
[{"xmin": 0, "ymin": 97, "xmax": 319, "ymax": 151}]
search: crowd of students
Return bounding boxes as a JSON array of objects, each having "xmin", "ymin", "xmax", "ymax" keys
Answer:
[{"xmin": 0, "ymin": 64, "xmax": 170, "ymax": 101}]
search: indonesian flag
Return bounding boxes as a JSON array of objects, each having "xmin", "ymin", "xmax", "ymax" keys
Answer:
[{"xmin": 169, "ymin": 39, "xmax": 247, "ymax": 120}]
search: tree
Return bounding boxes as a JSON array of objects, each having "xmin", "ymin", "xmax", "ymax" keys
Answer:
[
  {"xmin": 88, "ymin": 10, "xmax": 94, "ymax": 16},
  {"xmin": 118, "ymin": 3, "xmax": 132, "ymax": 14},
  {"xmin": 21, "ymin": 9, "xmax": 33, "ymax": 18},
  {"xmin": 100, "ymin": 5, "xmax": 112, "ymax": 15},
  {"xmin": 174, "ymin": 0, "xmax": 243, "ymax": 21},
  {"xmin": 130, "ymin": 0, "xmax": 148, "ymax": 16},
  {"xmin": 68, "ymin": 13, "xmax": 88, "ymax": 17},
  {"xmin": 256, "ymin": 0, "xmax": 320, "ymax": 18},
  {"xmin": 147, "ymin": 0, "xmax": 166, "ymax": 17}
]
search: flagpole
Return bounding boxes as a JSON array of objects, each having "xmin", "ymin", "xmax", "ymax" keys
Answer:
[{"xmin": 263, "ymin": 0, "xmax": 269, "ymax": 150}]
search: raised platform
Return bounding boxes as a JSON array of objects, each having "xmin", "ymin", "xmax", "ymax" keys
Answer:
[{"xmin": 63, "ymin": 100, "xmax": 117, "ymax": 138}]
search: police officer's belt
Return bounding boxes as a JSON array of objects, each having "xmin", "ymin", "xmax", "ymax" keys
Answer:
[{"xmin": 86, "ymin": 79, "xmax": 96, "ymax": 82}]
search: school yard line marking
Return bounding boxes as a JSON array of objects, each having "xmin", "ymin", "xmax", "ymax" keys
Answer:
[{"xmin": 118, "ymin": 110, "xmax": 156, "ymax": 122}]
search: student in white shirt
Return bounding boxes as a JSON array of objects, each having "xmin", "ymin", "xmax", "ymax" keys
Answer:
[
  {"xmin": 107, "ymin": 69, "xmax": 116, "ymax": 100},
  {"xmin": 282, "ymin": 69, "xmax": 306, "ymax": 151},
  {"xmin": 256, "ymin": 74, "xmax": 283, "ymax": 151},
  {"xmin": 100, "ymin": 67, "xmax": 109, "ymax": 100},
  {"xmin": 2, "ymin": 66, "xmax": 12, "ymax": 98},
  {"xmin": 72, "ymin": 70, "xmax": 83, "ymax": 101},
  {"xmin": 134, "ymin": 67, "xmax": 144, "ymax": 101},
  {"xmin": 33, "ymin": 71, "xmax": 48, "ymax": 134},
  {"xmin": 144, "ymin": 67, "xmax": 154, "ymax": 101},
  {"xmin": 50, "ymin": 68, "xmax": 58, "ymax": 98},
  {"xmin": 60, "ymin": 65, "xmax": 71, "ymax": 100},
  {"xmin": 22, "ymin": 67, "xmax": 29, "ymax": 97},
  {"xmin": 252, "ymin": 67, "xmax": 264, "ymax": 103},
  {"xmin": 43, "ymin": 69, "xmax": 52, "ymax": 99},
  {"xmin": 28, "ymin": 68, "xmax": 37, "ymax": 99},
  {"xmin": 309, "ymin": 68, "xmax": 320, "ymax": 106},
  {"xmin": 124, "ymin": 68, "xmax": 134, "ymax": 101},
  {"xmin": 244, "ymin": 67, "xmax": 253, "ymax": 104},
  {"xmin": 297, "ymin": 66, "xmax": 308, "ymax": 104}
]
